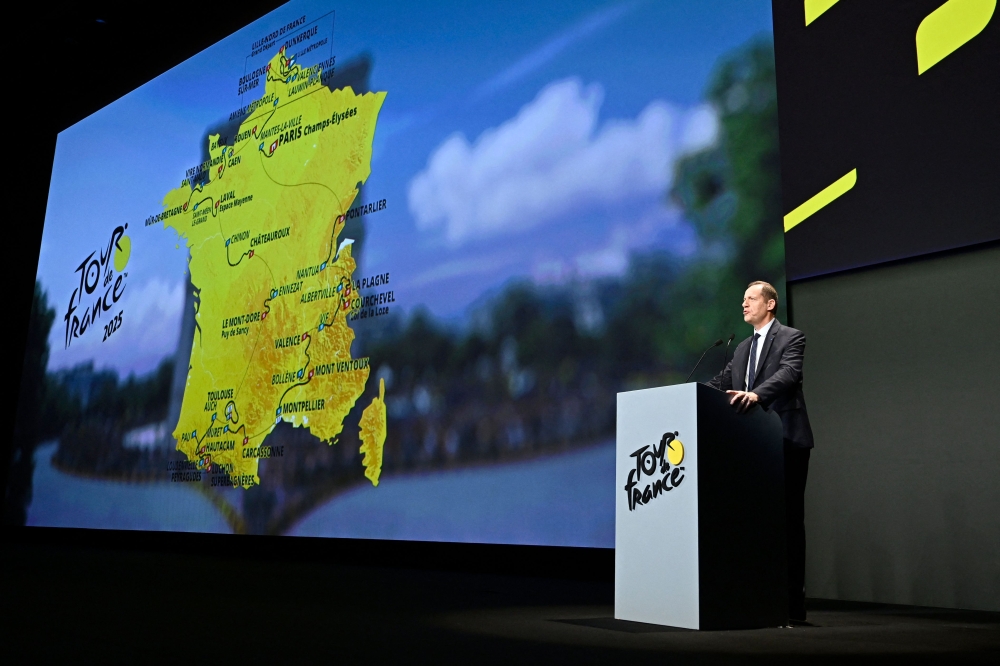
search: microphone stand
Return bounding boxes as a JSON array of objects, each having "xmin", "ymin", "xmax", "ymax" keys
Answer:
[
  {"xmin": 720, "ymin": 333, "xmax": 735, "ymax": 379},
  {"xmin": 686, "ymin": 339, "xmax": 723, "ymax": 382}
]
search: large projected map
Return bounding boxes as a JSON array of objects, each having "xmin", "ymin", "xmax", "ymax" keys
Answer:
[
  {"xmin": 159, "ymin": 50, "xmax": 386, "ymax": 489},
  {"xmin": 16, "ymin": 0, "xmax": 783, "ymax": 543}
]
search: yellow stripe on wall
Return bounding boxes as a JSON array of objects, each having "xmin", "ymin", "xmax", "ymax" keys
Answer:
[
  {"xmin": 916, "ymin": 0, "xmax": 996, "ymax": 74},
  {"xmin": 804, "ymin": 0, "xmax": 841, "ymax": 26},
  {"xmin": 783, "ymin": 169, "xmax": 857, "ymax": 232}
]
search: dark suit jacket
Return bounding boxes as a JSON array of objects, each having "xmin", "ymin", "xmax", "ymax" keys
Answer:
[{"xmin": 709, "ymin": 319, "xmax": 814, "ymax": 448}]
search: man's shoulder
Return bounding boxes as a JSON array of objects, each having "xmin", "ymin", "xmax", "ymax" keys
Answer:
[
  {"xmin": 738, "ymin": 320, "xmax": 804, "ymax": 347},
  {"xmin": 773, "ymin": 320, "xmax": 804, "ymax": 339},
  {"xmin": 744, "ymin": 319, "xmax": 799, "ymax": 341},
  {"xmin": 771, "ymin": 322, "xmax": 807, "ymax": 355}
]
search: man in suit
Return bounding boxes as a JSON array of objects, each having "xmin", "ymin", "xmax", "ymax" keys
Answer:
[{"xmin": 710, "ymin": 280, "xmax": 814, "ymax": 624}]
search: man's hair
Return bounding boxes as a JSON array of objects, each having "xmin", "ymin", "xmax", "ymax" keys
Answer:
[{"xmin": 748, "ymin": 281, "xmax": 778, "ymax": 313}]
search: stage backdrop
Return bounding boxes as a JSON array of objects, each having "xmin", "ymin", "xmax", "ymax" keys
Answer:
[
  {"xmin": 774, "ymin": 0, "xmax": 999, "ymax": 611},
  {"xmin": 8, "ymin": 0, "xmax": 786, "ymax": 543}
]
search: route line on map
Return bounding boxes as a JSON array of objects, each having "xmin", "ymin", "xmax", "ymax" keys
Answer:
[
  {"xmin": 184, "ymin": 188, "xmax": 216, "ymax": 210},
  {"xmin": 233, "ymin": 80, "xmax": 328, "ymax": 157},
  {"xmin": 231, "ymin": 253, "xmax": 277, "ymax": 407},
  {"xmin": 256, "ymin": 151, "xmax": 344, "ymax": 209},
  {"xmin": 272, "ymin": 332, "xmax": 315, "ymax": 419},
  {"xmin": 266, "ymin": 59, "xmax": 299, "ymax": 85},
  {"xmin": 196, "ymin": 249, "xmax": 301, "ymax": 454},
  {"xmin": 225, "ymin": 246, "xmax": 249, "ymax": 267},
  {"xmin": 233, "ymin": 283, "xmax": 361, "ymax": 445},
  {"xmin": 230, "ymin": 108, "xmax": 276, "ymax": 160},
  {"xmin": 239, "ymin": 84, "xmax": 326, "ymax": 128},
  {"xmin": 253, "ymin": 150, "xmax": 349, "ymax": 281},
  {"xmin": 212, "ymin": 191, "xmax": 341, "ymax": 447},
  {"xmin": 215, "ymin": 54, "xmax": 297, "ymax": 162},
  {"xmin": 194, "ymin": 408, "xmax": 250, "ymax": 465},
  {"xmin": 241, "ymin": 331, "xmax": 317, "ymax": 442},
  {"xmin": 212, "ymin": 63, "xmax": 312, "ymax": 162},
  {"xmin": 191, "ymin": 218, "xmax": 354, "ymax": 451},
  {"xmin": 192, "ymin": 236, "xmax": 346, "ymax": 453},
  {"xmin": 225, "ymin": 49, "xmax": 331, "ymax": 160},
  {"xmin": 218, "ymin": 215, "xmax": 251, "ymax": 267},
  {"xmin": 182, "ymin": 185, "xmax": 230, "ymax": 218}
]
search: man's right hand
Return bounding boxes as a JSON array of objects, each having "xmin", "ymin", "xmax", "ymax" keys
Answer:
[{"xmin": 726, "ymin": 390, "xmax": 760, "ymax": 413}]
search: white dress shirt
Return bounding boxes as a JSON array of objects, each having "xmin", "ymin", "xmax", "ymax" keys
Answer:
[{"xmin": 746, "ymin": 317, "xmax": 776, "ymax": 390}]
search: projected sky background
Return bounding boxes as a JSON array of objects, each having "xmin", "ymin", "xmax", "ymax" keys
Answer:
[
  {"xmin": 23, "ymin": 0, "xmax": 782, "ymax": 544},
  {"xmin": 41, "ymin": 0, "xmax": 772, "ymax": 375}
]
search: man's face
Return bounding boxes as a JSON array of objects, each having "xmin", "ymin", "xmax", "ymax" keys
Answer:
[{"xmin": 742, "ymin": 285, "xmax": 774, "ymax": 328}]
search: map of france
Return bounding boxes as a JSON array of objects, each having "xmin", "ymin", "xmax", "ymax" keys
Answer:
[{"xmin": 159, "ymin": 48, "xmax": 387, "ymax": 489}]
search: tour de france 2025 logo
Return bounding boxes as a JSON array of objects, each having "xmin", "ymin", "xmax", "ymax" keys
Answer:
[
  {"xmin": 62, "ymin": 224, "xmax": 131, "ymax": 348},
  {"xmin": 624, "ymin": 431, "xmax": 685, "ymax": 511}
]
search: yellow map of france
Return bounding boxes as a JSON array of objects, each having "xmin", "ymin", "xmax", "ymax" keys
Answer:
[{"xmin": 159, "ymin": 49, "xmax": 387, "ymax": 489}]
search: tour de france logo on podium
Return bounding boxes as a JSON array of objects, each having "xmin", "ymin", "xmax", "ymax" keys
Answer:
[{"xmin": 624, "ymin": 431, "xmax": 686, "ymax": 511}]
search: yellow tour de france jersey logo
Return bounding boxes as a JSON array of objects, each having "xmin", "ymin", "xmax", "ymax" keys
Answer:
[
  {"xmin": 114, "ymin": 235, "xmax": 131, "ymax": 272},
  {"xmin": 667, "ymin": 436, "xmax": 684, "ymax": 466}
]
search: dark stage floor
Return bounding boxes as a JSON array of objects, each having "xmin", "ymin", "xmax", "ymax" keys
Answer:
[{"xmin": 4, "ymin": 540, "xmax": 998, "ymax": 664}]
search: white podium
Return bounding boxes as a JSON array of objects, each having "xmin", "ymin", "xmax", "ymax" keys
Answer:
[{"xmin": 615, "ymin": 382, "xmax": 787, "ymax": 629}]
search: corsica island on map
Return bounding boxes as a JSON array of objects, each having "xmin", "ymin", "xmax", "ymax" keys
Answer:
[{"xmin": 157, "ymin": 48, "xmax": 387, "ymax": 489}]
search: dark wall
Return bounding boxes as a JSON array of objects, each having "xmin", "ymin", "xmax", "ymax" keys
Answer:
[
  {"xmin": 773, "ymin": 0, "xmax": 999, "ymax": 280},
  {"xmin": 790, "ymin": 242, "xmax": 1000, "ymax": 611}
]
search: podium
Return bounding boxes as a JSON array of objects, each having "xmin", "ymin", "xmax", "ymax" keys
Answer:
[{"xmin": 615, "ymin": 382, "xmax": 787, "ymax": 629}]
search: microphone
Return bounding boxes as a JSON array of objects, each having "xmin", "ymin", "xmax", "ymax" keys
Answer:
[
  {"xmin": 720, "ymin": 333, "xmax": 735, "ymax": 378},
  {"xmin": 686, "ymin": 338, "xmax": 723, "ymax": 382}
]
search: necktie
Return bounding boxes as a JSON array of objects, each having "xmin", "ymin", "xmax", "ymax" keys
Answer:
[{"xmin": 747, "ymin": 333, "xmax": 760, "ymax": 390}]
